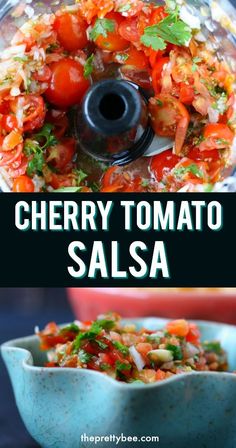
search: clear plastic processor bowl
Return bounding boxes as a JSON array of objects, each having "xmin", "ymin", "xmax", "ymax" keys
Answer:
[{"xmin": 0, "ymin": 0, "xmax": 236, "ymax": 191}]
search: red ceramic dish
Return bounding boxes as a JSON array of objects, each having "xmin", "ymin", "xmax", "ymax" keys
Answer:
[{"xmin": 67, "ymin": 288, "xmax": 236, "ymax": 325}]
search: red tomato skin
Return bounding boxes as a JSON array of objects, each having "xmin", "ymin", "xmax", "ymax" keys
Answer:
[
  {"xmin": 203, "ymin": 123, "xmax": 234, "ymax": 142},
  {"xmin": 150, "ymin": 6, "xmax": 168, "ymax": 24},
  {"xmin": 45, "ymin": 59, "xmax": 90, "ymax": 108},
  {"xmin": 186, "ymin": 323, "xmax": 201, "ymax": 345},
  {"xmin": 152, "ymin": 57, "xmax": 169, "ymax": 94},
  {"xmin": 12, "ymin": 175, "xmax": 35, "ymax": 192},
  {"xmin": 179, "ymin": 84, "xmax": 195, "ymax": 105},
  {"xmin": 118, "ymin": 17, "xmax": 140, "ymax": 43},
  {"xmin": 10, "ymin": 95, "xmax": 46, "ymax": 132},
  {"xmin": 1, "ymin": 115, "xmax": 18, "ymax": 132},
  {"xmin": 47, "ymin": 138, "xmax": 76, "ymax": 173},
  {"xmin": 33, "ymin": 66, "xmax": 52, "ymax": 82},
  {"xmin": 187, "ymin": 147, "xmax": 219, "ymax": 162},
  {"xmin": 114, "ymin": 47, "xmax": 149, "ymax": 70},
  {"xmin": 166, "ymin": 319, "xmax": 189, "ymax": 337},
  {"xmin": 150, "ymin": 150, "xmax": 180, "ymax": 182},
  {"xmin": 54, "ymin": 13, "xmax": 88, "ymax": 52}
]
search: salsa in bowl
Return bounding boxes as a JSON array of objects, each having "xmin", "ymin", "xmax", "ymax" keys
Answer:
[
  {"xmin": 1, "ymin": 317, "xmax": 236, "ymax": 448},
  {"xmin": 38, "ymin": 313, "xmax": 229, "ymax": 382},
  {"xmin": 0, "ymin": 0, "xmax": 235, "ymax": 192}
]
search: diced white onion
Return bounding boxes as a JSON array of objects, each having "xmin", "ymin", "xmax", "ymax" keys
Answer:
[
  {"xmin": 129, "ymin": 346, "xmax": 145, "ymax": 371},
  {"xmin": 179, "ymin": 6, "xmax": 201, "ymax": 30},
  {"xmin": 208, "ymin": 106, "xmax": 219, "ymax": 123},
  {"xmin": 10, "ymin": 86, "xmax": 21, "ymax": 96},
  {"xmin": 184, "ymin": 343, "xmax": 200, "ymax": 358},
  {"xmin": 25, "ymin": 6, "xmax": 35, "ymax": 19},
  {"xmin": 148, "ymin": 349, "xmax": 174, "ymax": 363}
]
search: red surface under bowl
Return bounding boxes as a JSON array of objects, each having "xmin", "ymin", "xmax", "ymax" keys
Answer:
[{"xmin": 67, "ymin": 288, "xmax": 236, "ymax": 324}]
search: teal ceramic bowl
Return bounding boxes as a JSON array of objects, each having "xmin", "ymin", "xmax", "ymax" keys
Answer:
[{"xmin": 2, "ymin": 318, "xmax": 236, "ymax": 448}]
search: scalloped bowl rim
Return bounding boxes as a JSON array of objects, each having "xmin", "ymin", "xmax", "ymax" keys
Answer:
[{"xmin": 2, "ymin": 317, "xmax": 236, "ymax": 390}]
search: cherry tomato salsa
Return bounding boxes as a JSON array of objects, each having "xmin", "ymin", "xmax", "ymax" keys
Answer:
[
  {"xmin": 0, "ymin": 0, "xmax": 235, "ymax": 192},
  {"xmin": 38, "ymin": 313, "xmax": 228, "ymax": 383}
]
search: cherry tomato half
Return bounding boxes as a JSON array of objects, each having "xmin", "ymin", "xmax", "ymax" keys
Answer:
[
  {"xmin": 47, "ymin": 138, "xmax": 76, "ymax": 173},
  {"xmin": 95, "ymin": 12, "xmax": 129, "ymax": 51},
  {"xmin": 199, "ymin": 123, "xmax": 234, "ymax": 151},
  {"xmin": 151, "ymin": 57, "xmax": 169, "ymax": 94},
  {"xmin": 179, "ymin": 83, "xmax": 195, "ymax": 105},
  {"xmin": 149, "ymin": 94, "xmax": 190, "ymax": 153},
  {"xmin": 187, "ymin": 147, "xmax": 220, "ymax": 162},
  {"xmin": 203, "ymin": 123, "xmax": 234, "ymax": 142},
  {"xmin": 150, "ymin": 149, "xmax": 180, "ymax": 182},
  {"xmin": 54, "ymin": 12, "xmax": 88, "ymax": 52},
  {"xmin": 12, "ymin": 175, "xmax": 35, "ymax": 192},
  {"xmin": 45, "ymin": 58, "xmax": 90, "ymax": 108},
  {"xmin": 1, "ymin": 114, "xmax": 18, "ymax": 132},
  {"xmin": 10, "ymin": 95, "xmax": 46, "ymax": 132},
  {"xmin": 45, "ymin": 109, "xmax": 69, "ymax": 139},
  {"xmin": 33, "ymin": 66, "xmax": 52, "ymax": 82},
  {"xmin": 114, "ymin": 46, "xmax": 149, "ymax": 70},
  {"xmin": 118, "ymin": 17, "xmax": 140, "ymax": 43}
]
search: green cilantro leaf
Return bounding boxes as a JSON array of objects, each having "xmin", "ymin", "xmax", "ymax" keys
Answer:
[
  {"xmin": 173, "ymin": 163, "xmax": 204, "ymax": 179},
  {"xmin": 93, "ymin": 319, "xmax": 116, "ymax": 331},
  {"xmin": 115, "ymin": 53, "xmax": 129, "ymax": 63},
  {"xmin": 53, "ymin": 187, "xmax": 83, "ymax": 193},
  {"xmin": 89, "ymin": 18, "xmax": 115, "ymax": 41},
  {"xmin": 78, "ymin": 349, "xmax": 92, "ymax": 364},
  {"xmin": 73, "ymin": 169, "xmax": 88, "ymax": 185},
  {"xmin": 203, "ymin": 341, "xmax": 222, "ymax": 354},
  {"xmin": 115, "ymin": 360, "xmax": 132, "ymax": 372},
  {"xmin": 95, "ymin": 339, "xmax": 109, "ymax": 350},
  {"xmin": 166, "ymin": 343, "xmax": 183, "ymax": 360},
  {"xmin": 84, "ymin": 54, "xmax": 94, "ymax": 79},
  {"xmin": 27, "ymin": 152, "xmax": 45, "ymax": 176},
  {"xmin": 141, "ymin": 13, "xmax": 192, "ymax": 51},
  {"xmin": 100, "ymin": 363, "xmax": 111, "ymax": 371},
  {"xmin": 72, "ymin": 319, "xmax": 115, "ymax": 352},
  {"xmin": 140, "ymin": 34, "xmax": 166, "ymax": 51},
  {"xmin": 113, "ymin": 341, "xmax": 129, "ymax": 355},
  {"xmin": 35, "ymin": 123, "xmax": 58, "ymax": 150},
  {"xmin": 60, "ymin": 323, "xmax": 80, "ymax": 334},
  {"xmin": 117, "ymin": 4, "xmax": 131, "ymax": 12},
  {"xmin": 13, "ymin": 55, "xmax": 29, "ymax": 63}
]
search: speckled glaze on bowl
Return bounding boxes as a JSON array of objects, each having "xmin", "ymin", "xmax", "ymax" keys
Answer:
[{"xmin": 1, "ymin": 318, "xmax": 236, "ymax": 448}]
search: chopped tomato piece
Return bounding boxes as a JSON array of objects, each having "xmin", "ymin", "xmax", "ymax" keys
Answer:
[
  {"xmin": 1, "ymin": 115, "xmax": 18, "ymax": 132},
  {"xmin": 12, "ymin": 175, "xmax": 35, "ymax": 192},
  {"xmin": 199, "ymin": 124, "xmax": 234, "ymax": 151},
  {"xmin": 166, "ymin": 319, "xmax": 189, "ymax": 337},
  {"xmin": 118, "ymin": 17, "xmax": 140, "ymax": 43},
  {"xmin": 114, "ymin": 47, "xmax": 149, "ymax": 70},
  {"xmin": 33, "ymin": 66, "xmax": 52, "ymax": 82},
  {"xmin": 149, "ymin": 94, "xmax": 190, "ymax": 154},
  {"xmin": 151, "ymin": 57, "xmax": 169, "ymax": 94},
  {"xmin": 54, "ymin": 12, "xmax": 88, "ymax": 52},
  {"xmin": 179, "ymin": 84, "xmax": 195, "ymax": 105},
  {"xmin": 10, "ymin": 95, "xmax": 46, "ymax": 132},
  {"xmin": 2, "ymin": 130, "xmax": 23, "ymax": 152},
  {"xmin": 150, "ymin": 150, "xmax": 180, "ymax": 182},
  {"xmin": 186, "ymin": 323, "xmax": 201, "ymax": 345},
  {"xmin": 47, "ymin": 138, "xmax": 76, "ymax": 173}
]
